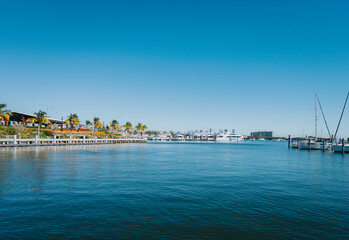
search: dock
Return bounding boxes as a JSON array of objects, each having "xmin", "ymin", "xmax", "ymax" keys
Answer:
[{"xmin": 0, "ymin": 136, "xmax": 146, "ymax": 148}]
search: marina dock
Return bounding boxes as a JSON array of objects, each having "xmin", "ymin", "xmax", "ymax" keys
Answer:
[{"xmin": 0, "ymin": 136, "xmax": 146, "ymax": 148}]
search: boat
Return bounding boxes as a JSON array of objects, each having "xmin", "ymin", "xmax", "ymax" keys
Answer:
[
  {"xmin": 173, "ymin": 133, "xmax": 185, "ymax": 141},
  {"xmin": 291, "ymin": 141, "xmax": 299, "ymax": 148},
  {"xmin": 331, "ymin": 92, "xmax": 349, "ymax": 152},
  {"xmin": 332, "ymin": 143, "xmax": 349, "ymax": 153},
  {"xmin": 298, "ymin": 139, "xmax": 331, "ymax": 150},
  {"xmin": 297, "ymin": 94, "xmax": 331, "ymax": 151},
  {"xmin": 215, "ymin": 130, "xmax": 244, "ymax": 142},
  {"xmin": 207, "ymin": 134, "xmax": 215, "ymax": 141}
]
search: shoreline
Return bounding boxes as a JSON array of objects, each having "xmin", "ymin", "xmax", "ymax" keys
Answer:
[{"xmin": 0, "ymin": 138, "xmax": 147, "ymax": 148}]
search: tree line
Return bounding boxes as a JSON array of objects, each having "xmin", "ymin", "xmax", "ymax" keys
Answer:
[{"xmin": 0, "ymin": 104, "xmax": 147, "ymax": 137}]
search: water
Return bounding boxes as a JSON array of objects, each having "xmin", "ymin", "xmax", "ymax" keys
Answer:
[{"xmin": 0, "ymin": 141, "xmax": 348, "ymax": 239}]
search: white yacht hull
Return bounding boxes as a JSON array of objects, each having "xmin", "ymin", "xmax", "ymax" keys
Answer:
[
  {"xmin": 332, "ymin": 144, "xmax": 349, "ymax": 153},
  {"xmin": 298, "ymin": 140, "xmax": 331, "ymax": 150},
  {"xmin": 215, "ymin": 131, "xmax": 244, "ymax": 143},
  {"xmin": 291, "ymin": 142, "xmax": 299, "ymax": 148},
  {"xmin": 216, "ymin": 139, "xmax": 244, "ymax": 142}
]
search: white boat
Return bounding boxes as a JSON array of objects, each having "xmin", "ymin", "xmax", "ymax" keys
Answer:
[
  {"xmin": 332, "ymin": 144, "xmax": 349, "ymax": 153},
  {"xmin": 215, "ymin": 130, "xmax": 244, "ymax": 142},
  {"xmin": 291, "ymin": 141, "xmax": 299, "ymax": 148},
  {"xmin": 298, "ymin": 139, "xmax": 331, "ymax": 150},
  {"xmin": 207, "ymin": 134, "xmax": 215, "ymax": 141},
  {"xmin": 173, "ymin": 133, "xmax": 185, "ymax": 141}
]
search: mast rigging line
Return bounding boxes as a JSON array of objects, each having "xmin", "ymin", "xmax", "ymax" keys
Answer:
[
  {"xmin": 315, "ymin": 94, "xmax": 318, "ymax": 138},
  {"xmin": 334, "ymin": 92, "xmax": 349, "ymax": 141},
  {"xmin": 316, "ymin": 95, "xmax": 331, "ymax": 139}
]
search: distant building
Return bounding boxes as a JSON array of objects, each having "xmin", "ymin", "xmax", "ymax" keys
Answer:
[{"xmin": 250, "ymin": 131, "xmax": 273, "ymax": 138}]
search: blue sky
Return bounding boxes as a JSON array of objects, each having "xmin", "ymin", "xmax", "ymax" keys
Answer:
[{"xmin": 1, "ymin": 0, "xmax": 349, "ymax": 137}]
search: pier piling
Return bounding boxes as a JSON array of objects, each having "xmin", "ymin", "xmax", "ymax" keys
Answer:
[
  {"xmin": 308, "ymin": 139, "xmax": 311, "ymax": 151},
  {"xmin": 288, "ymin": 135, "xmax": 290, "ymax": 149}
]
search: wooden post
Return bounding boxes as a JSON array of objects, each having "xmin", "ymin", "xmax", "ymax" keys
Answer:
[
  {"xmin": 288, "ymin": 135, "xmax": 290, "ymax": 148},
  {"xmin": 342, "ymin": 138, "xmax": 345, "ymax": 154},
  {"xmin": 308, "ymin": 139, "xmax": 311, "ymax": 150},
  {"xmin": 297, "ymin": 139, "xmax": 299, "ymax": 149},
  {"xmin": 322, "ymin": 140, "xmax": 325, "ymax": 152}
]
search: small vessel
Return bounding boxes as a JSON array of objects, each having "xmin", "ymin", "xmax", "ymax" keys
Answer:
[
  {"xmin": 275, "ymin": 139, "xmax": 286, "ymax": 142},
  {"xmin": 207, "ymin": 134, "xmax": 215, "ymax": 141},
  {"xmin": 332, "ymin": 143, "xmax": 349, "ymax": 153},
  {"xmin": 298, "ymin": 94, "xmax": 331, "ymax": 151},
  {"xmin": 173, "ymin": 133, "xmax": 185, "ymax": 141},
  {"xmin": 291, "ymin": 141, "xmax": 299, "ymax": 148},
  {"xmin": 215, "ymin": 130, "xmax": 244, "ymax": 142},
  {"xmin": 298, "ymin": 139, "xmax": 331, "ymax": 150}
]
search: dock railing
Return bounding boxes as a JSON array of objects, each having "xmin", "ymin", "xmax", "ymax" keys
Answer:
[{"xmin": 0, "ymin": 136, "xmax": 147, "ymax": 147}]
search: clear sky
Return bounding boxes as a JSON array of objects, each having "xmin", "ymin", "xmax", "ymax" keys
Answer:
[{"xmin": 1, "ymin": 0, "xmax": 349, "ymax": 137}]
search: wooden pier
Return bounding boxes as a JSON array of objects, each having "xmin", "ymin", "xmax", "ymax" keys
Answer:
[{"xmin": 0, "ymin": 136, "xmax": 146, "ymax": 148}]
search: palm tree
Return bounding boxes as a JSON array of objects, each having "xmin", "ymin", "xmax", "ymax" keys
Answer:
[
  {"xmin": 141, "ymin": 124, "xmax": 148, "ymax": 135},
  {"xmin": 26, "ymin": 110, "xmax": 51, "ymax": 136},
  {"xmin": 85, "ymin": 120, "xmax": 91, "ymax": 129},
  {"xmin": 0, "ymin": 104, "xmax": 11, "ymax": 125},
  {"xmin": 135, "ymin": 123, "xmax": 142, "ymax": 132},
  {"xmin": 88, "ymin": 117, "xmax": 103, "ymax": 137},
  {"xmin": 110, "ymin": 120, "xmax": 120, "ymax": 138},
  {"xmin": 123, "ymin": 121, "xmax": 133, "ymax": 135},
  {"xmin": 65, "ymin": 113, "xmax": 79, "ymax": 138},
  {"xmin": 136, "ymin": 123, "xmax": 148, "ymax": 136}
]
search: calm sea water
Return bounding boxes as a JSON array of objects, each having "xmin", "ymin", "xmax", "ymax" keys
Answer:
[{"xmin": 0, "ymin": 141, "xmax": 348, "ymax": 239}]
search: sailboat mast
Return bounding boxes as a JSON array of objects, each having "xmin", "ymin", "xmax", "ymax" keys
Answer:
[
  {"xmin": 315, "ymin": 93, "xmax": 318, "ymax": 138},
  {"xmin": 334, "ymin": 92, "xmax": 349, "ymax": 141},
  {"xmin": 317, "ymin": 95, "xmax": 332, "ymax": 139}
]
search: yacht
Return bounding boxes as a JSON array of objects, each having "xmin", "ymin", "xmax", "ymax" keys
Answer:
[
  {"xmin": 207, "ymin": 134, "xmax": 215, "ymax": 141},
  {"xmin": 291, "ymin": 141, "xmax": 299, "ymax": 148},
  {"xmin": 215, "ymin": 130, "xmax": 244, "ymax": 142},
  {"xmin": 173, "ymin": 133, "xmax": 185, "ymax": 141},
  {"xmin": 298, "ymin": 139, "xmax": 331, "ymax": 150},
  {"xmin": 332, "ymin": 143, "xmax": 349, "ymax": 153}
]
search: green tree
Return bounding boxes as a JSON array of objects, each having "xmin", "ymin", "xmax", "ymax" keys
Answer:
[
  {"xmin": 65, "ymin": 113, "xmax": 79, "ymax": 137},
  {"xmin": 26, "ymin": 110, "xmax": 51, "ymax": 136},
  {"xmin": 110, "ymin": 120, "xmax": 120, "ymax": 138},
  {"xmin": 123, "ymin": 121, "xmax": 133, "ymax": 135},
  {"xmin": 85, "ymin": 120, "xmax": 91, "ymax": 129},
  {"xmin": 0, "ymin": 104, "xmax": 11, "ymax": 125},
  {"xmin": 136, "ymin": 123, "xmax": 148, "ymax": 136},
  {"xmin": 88, "ymin": 117, "xmax": 103, "ymax": 137}
]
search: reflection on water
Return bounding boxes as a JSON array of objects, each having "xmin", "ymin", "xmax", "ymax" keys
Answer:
[{"xmin": 0, "ymin": 142, "xmax": 348, "ymax": 239}]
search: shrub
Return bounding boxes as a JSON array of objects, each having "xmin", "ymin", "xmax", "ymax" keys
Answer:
[{"xmin": 43, "ymin": 131, "xmax": 53, "ymax": 137}]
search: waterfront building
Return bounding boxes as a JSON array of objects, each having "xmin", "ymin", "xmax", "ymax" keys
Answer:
[
  {"xmin": 250, "ymin": 131, "xmax": 273, "ymax": 138},
  {"xmin": 9, "ymin": 111, "xmax": 63, "ymax": 126}
]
